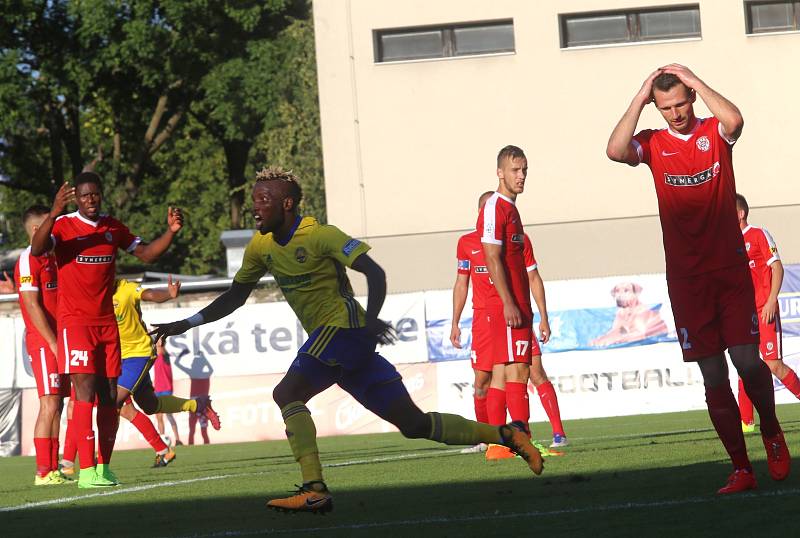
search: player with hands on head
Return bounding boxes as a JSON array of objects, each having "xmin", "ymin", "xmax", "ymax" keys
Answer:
[
  {"xmin": 152, "ymin": 167, "xmax": 543, "ymax": 514},
  {"xmin": 607, "ymin": 65, "xmax": 788, "ymax": 495},
  {"xmin": 29, "ymin": 171, "xmax": 184, "ymax": 488}
]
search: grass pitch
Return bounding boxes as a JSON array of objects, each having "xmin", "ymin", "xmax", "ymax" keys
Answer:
[{"xmin": 1, "ymin": 405, "xmax": 799, "ymax": 537}]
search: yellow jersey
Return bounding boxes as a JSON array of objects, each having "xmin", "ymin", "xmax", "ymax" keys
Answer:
[
  {"xmin": 113, "ymin": 279, "xmax": 153, "ymax": 359},
  {"xmin": 234, "ymin": 216, "xmax": 370, "ymax": 333}
]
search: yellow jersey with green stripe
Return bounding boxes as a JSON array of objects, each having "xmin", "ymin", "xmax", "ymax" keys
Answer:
[
  {"xmin": 234, "ymin": 216, "xmax": 370, "ymax": 333},
  {"xmin": 113, "ymin": 279, "xmax": 153, "ymax": 359}
]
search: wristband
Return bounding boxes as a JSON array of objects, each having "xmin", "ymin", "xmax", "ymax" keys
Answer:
[{"xmin": 186, "ymin": 313, "xmax": 205, "ymax": 328}]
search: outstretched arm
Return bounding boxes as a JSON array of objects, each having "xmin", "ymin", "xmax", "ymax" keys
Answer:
[
  {"xmin": 660, "ymin": 64, "xmax": 743, "ymax": 141},
  {"xmin": 132, "ymin": 207, "xmax": 183, "ymax": 264},
  {"xmin": 150, "ymin": 281, "xmax": 255, "ymax": 343},
  {"xmin": 606, "ymin": 69, "xmax": 661, "ymax": 165},
  {"xmin": 350, "ymin": 253, "xmax": 395, "ymax": 345},
  {"xmin": 450, "ymin": 273, "xmax": 470, "ymax": 348}
]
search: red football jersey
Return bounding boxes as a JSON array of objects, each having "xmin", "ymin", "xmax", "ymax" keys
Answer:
[
  {"xmin": 742, "ymin": 225, "xmax": 780, "ymax": 310},
  {"xmin": 15, "ymin": 246, "xmax": 58, "ymax": 343},
  {"xmin": 51, "ymin": 212, "xmax": 140, "ymax": 325},
  {"xmin": 475, "ymin": 193, "xmax": 532, "ymax": 315},
  {"xmin": 632, "ymin": 117, "xmax": 747, "ymax": 278},
  {"xmin": 457, "ymin": 230, "xmax": 538, "ymax": 311}
]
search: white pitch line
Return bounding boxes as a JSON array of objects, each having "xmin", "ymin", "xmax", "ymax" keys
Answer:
[{"xmin": 165, "ymin": 487, "xmax": 800, "ymax": 538}]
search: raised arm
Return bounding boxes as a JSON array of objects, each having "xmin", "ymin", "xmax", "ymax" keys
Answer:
[
  {"xmin": 527, "ymin": 269, "xmax": 550, "ymax": 344},
  {"xmin": 141, "ymin": 275, "xmax": 181, "ymax": 304},
  {"xmin": 131, "ymin": 207, "xmax": 183, "ymax": 264},
  {"xmin": 150, "ymin": 281, "xmax": 255, "ymax": 343},
  {"xmin": 450, "ymin": 273, "xmax": 470, "ymax": 348},
  {"xmin": 483, "ymin": 243, "xmax": 521, "ymax": 328},
  {"xmin": 350, "ymin": 252, "xmax": 395, "ymax": 345},
  {"xmin": 30, "ymin": 183, "xmax": 75, "ymax": 256},
  {"xmin": 606, "ymin": 69, "xmax": 662, "ymax": 165},
  {"xmin": 661, "ymin": 64, "xmax": 743, "ymax": 141}
]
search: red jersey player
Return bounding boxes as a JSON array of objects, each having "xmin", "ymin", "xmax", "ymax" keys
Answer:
[
  {"xmin": 15, "ymin": 205, "xmax": 68, "ymax": 485},
  {"xmin": 607, "ymin": 64, "xmax": 788, "ymax": 494},
  {"xmin": 452, "ymin": 191, "xmax": 566, "ymax": 453},
  {"xmin": 734, "ymin": 193, "xmax": 800, "ymax": 431},
  {"xmin": 30, "ymin": 171, "xmax": 183, "ymax": 488}
]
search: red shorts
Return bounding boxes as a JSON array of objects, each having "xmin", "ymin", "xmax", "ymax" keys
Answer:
[
  {"xmin": 470, "ymin": 310, "xmax": 493, "ymax": 372},
  {"xmin": 26, "ymin": 339, "xmax": 68, "ymax": 398},
  {"xmin": 58, "ymin": 324, "xmax": 122, "ymax": 377},
  {"xmin": 487, "ymin": 309, "xmax": 539, "ymax": 365},
  {"xmin": 668, "ymin": 264, "xmax": 759, "ymax": 361},
  {"xmin": 758, "ymin": 312, "xmax": 782, "ymax": 361}
]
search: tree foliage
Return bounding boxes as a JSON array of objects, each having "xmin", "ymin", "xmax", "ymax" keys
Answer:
[{"xmin": 0, "ymin": 0, "xmax": 325, "ymax": 273}]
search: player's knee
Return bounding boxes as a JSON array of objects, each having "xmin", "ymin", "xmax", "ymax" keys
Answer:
[
  {"xmin": 273, "ymin": 383, "xmax": 294, "ymax": 409},
  {"xmin": 38, "ymin": 396, "xmax": 61, "ymax": 418},
  {"xmin": 530, "ymin": 368, "xmax": 548, "ymax": 386}
]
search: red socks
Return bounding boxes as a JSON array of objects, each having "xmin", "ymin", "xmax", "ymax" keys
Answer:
[
  {"xmin": 740, "ymin": 362, "xmax": 780, "ymax": 437},
  {"xmin": 63, "ymin": 418, "xmax": 78, "ymax": 463},
  {"xmin": 473, "ymin": 395, "xmax": 488, "ymax": 424},
  {"xmin": 780, "ymin": 368, "xmax": 800, "ymax": 399},
  {"xmin": 50, "ymin": 437, "xmax": 59, "ymax": 471},
  {"xmin": 505, "ymin": 382, "xmax": 530, "ymax": 433},
  {"xmin": 72, "ymin": 401, "xmax": 96, "ymax": 470},
  {"xmin": 96, "ymin": 405, "xmax": 119, "ymax": 465},
  {"xmin": 537, "ymin": 381, "xmax": 565, "ymax": 437},
  {"xmin": 130, "ymin": 411, "xmax": 168, "ymax": 453},
  {"xmin": 737, "ymin": 377, "xmax": 754, "ymax": 425},
  {"xmin": 486, "ymin": 388, "xmax": 506, "ymax": 426},
  {"xmin": 706, "ymin": 384, "xmax": 751, "ymax": 470},
  {"xmin": 33, "ymin": 438, "xmax": 51, "ymax": 477}
]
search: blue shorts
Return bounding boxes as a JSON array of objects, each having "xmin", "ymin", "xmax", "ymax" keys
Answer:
[
  {"xmin": 118, "ymin": 356, "xmax": 155, "ymax": 393},
  {"xmin": 155, "ymin": 390, "xmax": 172, "ymax": 397},
  {"xmin": 291, "ymin": 326, "xmax": 406, "ymax": 416}
]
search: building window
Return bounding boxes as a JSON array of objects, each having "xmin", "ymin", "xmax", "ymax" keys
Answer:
[
  {"xmin": 745, "ymin": 1, "xmax": 800, "ymax": 34},
  {"xmin": 374, "ymin": 20, "xmax": 514, "ymax": 63},
  {"xmin": 559, "ymin": 5, "xmax": 701, "ymax": 48}
]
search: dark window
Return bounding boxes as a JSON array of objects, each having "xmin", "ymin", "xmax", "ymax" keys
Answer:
[
  {"xmin": 560, "ymin": 5, "xmax": 701, "ymax": 48},
  {"xmin": 745, "ymin": 1, "xmax": 800, "ymax": 34},
  {"xmin": 375, "ymin": 20, "xmax": 514, "ymax": 63}
]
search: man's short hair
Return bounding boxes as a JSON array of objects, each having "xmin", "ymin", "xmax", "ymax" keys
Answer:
[
  {"xmin": 478, "ymin": 190, "xmax": 494, "ymax": 208},
  {"xmin": 255, "ymin": 167, "xmax": 303, "ymax": 208},
  {"xmin": 22, "ymin": 205, "xmax": 50, "ymax": 226},
  {"xmin": 736, "ymin": 193, "xmax": 749, "ymax": 218},
  {"xmin": 497, "ymin": 145, "xmax": 526, "ymax": 168},
  {"xmin": 74, "ymin": 171, "xmax": 102, "ymax": 189}
]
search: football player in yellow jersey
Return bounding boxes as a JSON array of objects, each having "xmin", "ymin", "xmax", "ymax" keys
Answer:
[{"xmin": 152, "ymin": 168, "xmax": 542, "ymax": 514}]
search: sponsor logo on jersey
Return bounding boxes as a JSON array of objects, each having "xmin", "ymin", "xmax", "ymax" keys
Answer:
[
  {"xmin": 511, "ymin": 234, "xmax": 524, "ymax": 243},
  {"xmin": 275, "ymin": 273, "xmax": 312, "ymax": 291},
  {"xmin": 770, "ymin": 246, "xmax": 778, "ymax": 254},
  {"xmin": 76, "ymin": 255, "xmax": 113, "ymax": 264},
  {"xmin": 342, "ymin": 239, "xmax": 361, "ymax": 256},
  {"xmin": 663, "ymin": 161, "xmax": 719, "ymax": 187},
  {"xmin": 19, "ymin": 276, "xmax": 33, "ymax": 284},
  {"xmin": 661, "ymin": 150, "xmax": 679, "ymax": 157},
  {"xmin": 471, "ymin": 249, "xmax": 481, "ymax": 255},
  {"xmin": 294, "ymin": 247, "xmax": 307, "ymax": 263},
  {"xmin": 105, "ymin": 231, "xmax": 113, "ymax": 242},
  {"xmin": 457, "ymin": 259, "xmax": 470, "ymax": 270},
  {"xmin": 475, "ymin": 266, "xmax": 488, "ymax": 273},
  {"xmin": 696, "ymin": 136, "xmax": 710, "ymax": 152}
]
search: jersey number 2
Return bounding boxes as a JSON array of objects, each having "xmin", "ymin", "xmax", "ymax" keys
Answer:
[{"xmin": 679, "ymin": 328, "xmax": 692, "ymax": 350}]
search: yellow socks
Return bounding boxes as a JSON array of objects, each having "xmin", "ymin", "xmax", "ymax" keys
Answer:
[
  {"xmin": 281, "ymin": 401, "xmax": 323, "ymax": 484},
  {"xmin": 427, "ymin": 412, "xmax": 502, "ymax": 446},
  {"xmin": 156, "ymin": 395, "xmax": 197, "ymax": 414}
]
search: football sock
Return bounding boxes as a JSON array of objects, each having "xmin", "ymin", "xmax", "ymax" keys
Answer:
[
  {"xmin": 426, "ymin": 412, "xmax": 502, "ymax": 446},
  {"xmin": 705, "ymin": 384, "xmax": 751, "ymax": 470},
  {"xmin": 33, "ymin": 438, "xmax": 52, "ymax": 477},
  {"xmin": 741, "ymin": 361, "xmax": 780, "ymax": 437},
  {"xmin": 156, "ymin": 395, "xmax": 197, "ymax": 414},
  {"xmin": 72, "ymin": 401, "xmax": 96, "ymax": 470},
  {"xmin": 486, "ymin": 387, "xmax": 507, "ymax": 426},
  {"xmin": 96, "ymin": 405, "xmax": 119, "ymax": 465},
  {"xmin": 62, "ymin": 418, "xmax": 77, "ymax": 463},
  {"xmin": 505, "ymin": 382, "xmax": 530, "ymax": 433},
  {"xmin": 281, "ymin": 401, "xmax": 323, "ymax": 484},
  {"xmin": 130, "ymin": 411, "xmax": 169, "ymax": 453},
  {"xmin": 779, "ymin": 369, "xmax": 800, "ymax": 399},
  {"xmin": 737, "ymin": 377, "xmax": 754, "ymax": 425},
  {"xmin": 473, "ymin": 395, "xmax": 488, "ymax": 424},
  {"xmin": 537, "ymin": 381, "xmax": 566, "ymax": 436},
  {"xmin": 50, "ymin": 437, "xmax": 59, "ymax": 471}
]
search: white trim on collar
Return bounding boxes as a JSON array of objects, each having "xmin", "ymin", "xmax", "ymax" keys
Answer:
[
  {"xmin": 666, "ymin": 118, "xmax": 702, "ymax": 141},
  {"xmin": 68, "ymin": 211, "xmax": 107, "ymax": 227},
  {"xmin": 741, "ymin": 225, "xmax": 752, "ymax": 235},
  {"xmin": 494, "ymin": 192, "xmax": 515, "ymax": 205}
]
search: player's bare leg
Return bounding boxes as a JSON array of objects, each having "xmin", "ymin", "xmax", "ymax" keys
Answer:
[
  {"xmin": 529, "ymin": 355, "xmax": 567, "ymax": 447},
  {"xmin": 461, "ymin": 369, "xmax": 491, "ymax": 453},
  {"xmin": 765, "ymin": 359, "xmax": 800, "ymax": 401},
  {"xmin": 729, "ymin": 344, "xmax": 789, "ymax": 481}
]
